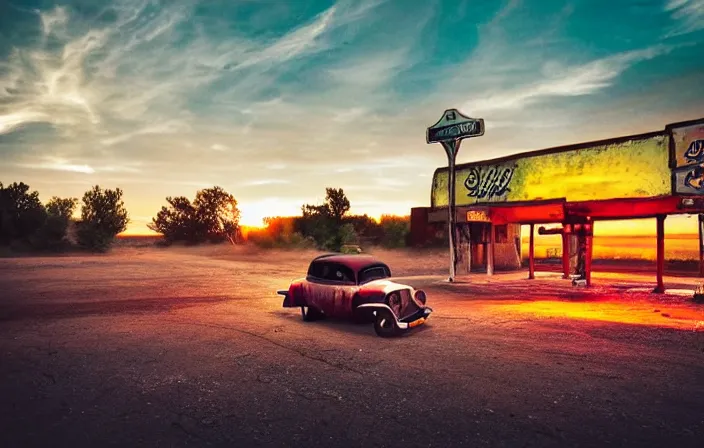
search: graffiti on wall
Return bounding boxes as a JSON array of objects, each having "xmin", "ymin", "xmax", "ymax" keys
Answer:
[
  {"xmin": 672, "ymin": 123, "xmax": 704, "ymax": 194},
  {"xmin": 464, "ymin": 165, "xmax": 516, "ymax": 199},
  {"xmin": 431, "ymin": 135, "xmax": 671, "ymax": 208},
  {"xmin": 683, "ymin": 139, "xmax": 704, "ymax": 163}
]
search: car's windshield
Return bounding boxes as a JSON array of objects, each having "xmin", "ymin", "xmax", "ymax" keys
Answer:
[{"xmin": 358, "ymin": 265, "xmax": 390, "ymax": 284}]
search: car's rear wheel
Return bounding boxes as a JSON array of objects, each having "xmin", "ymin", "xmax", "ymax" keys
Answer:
[
  {"xmin": 301, "ymin": 306, "xmax": 323, "ymax": 321},
  {"xmin": 374, "ymin": 309, "xmax": 400, "ymax": 337}
]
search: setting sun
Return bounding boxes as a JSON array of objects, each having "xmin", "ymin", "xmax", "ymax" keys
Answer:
[
  {"xmin": 238, "ymin": 214, "xmax": 266, "ymax": 229},
  {"xmin": 237, "ymin": 199, "xmax": 305, "ymax": 229}
]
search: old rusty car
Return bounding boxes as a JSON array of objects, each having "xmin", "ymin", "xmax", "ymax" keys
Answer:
[{"xmin": 277, "ymin": 254, "xmax": 432, "ymax": 337}]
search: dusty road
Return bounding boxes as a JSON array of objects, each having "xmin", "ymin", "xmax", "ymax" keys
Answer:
[{"xmin": 1, "ymin": 245, "xmax": 703, "ymax": 448}]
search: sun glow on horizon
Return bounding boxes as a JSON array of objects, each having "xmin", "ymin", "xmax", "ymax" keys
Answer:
[
  {"xmin": 239, "ymin": 215, "xmax": 267, "ymax": 228},
  {"xmin": 237, "ymin": 199, "xmax": 305, "ymax": 229}
]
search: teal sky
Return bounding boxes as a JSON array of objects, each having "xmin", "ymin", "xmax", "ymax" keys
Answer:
[{"xmin": 1, "ymin": 0, "xmax": 703, "ymax": 232}]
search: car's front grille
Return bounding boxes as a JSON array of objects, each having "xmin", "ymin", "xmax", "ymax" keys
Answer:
[{"xmin": 396, "ymin": 289, "xmax": 420, "ymax": 320}]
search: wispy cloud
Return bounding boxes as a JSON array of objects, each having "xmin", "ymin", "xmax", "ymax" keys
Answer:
[
  {"xmin": 243, "ymin": 179, "xmax": 291, "ymax": 187},
  {"xmin": 14, "ymin": 156, "xmax": 143, "ymax": 175},
  {"xmin": 39, "ymin": 5, "xmax": 69, "ymax": 36},
  {"xmin": 461, "ymin": 45, "xmax": 673, "ymax": 114},
  {"xmin": 0, "ymin": 111, "xmax": 50, "ymax": 135},
  {"xmin": 224, "ymin": 7, "xmax": 336, "ymax": 73},
  {"xmin": 326, "ymin": 49, "xmax": 410, "ymax": 88},
  {"xmin": 18, "ymin": 158, "xmax": 96, "ymax": 174},
  {"xmin": 100, "ymin": 121, "xmax": 192, "ymax": 146},
  {"xmin": 210, "ymin": 144, "xmax": 229, "ymax": 152},
  {"xmin": 664, "ymin": 0, "xmax": 704, "ymax": 36}
]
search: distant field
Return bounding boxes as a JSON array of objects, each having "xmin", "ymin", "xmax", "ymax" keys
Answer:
[
  {"xmin": 521, "ymin": 234, "xmax": 700, "ymax": 261},
  {"xmin": 116, "ymin": 233, "xmax": 702, "ymax": 262},
  {"xmin": 114, "ymin": 234, "xmax": 164, "ymax": 247}
]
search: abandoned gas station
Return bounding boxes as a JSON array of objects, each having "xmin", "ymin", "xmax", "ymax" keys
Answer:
[{"xmin": 410, "ymin": 117, "xmax": 704, "ymax": 292}]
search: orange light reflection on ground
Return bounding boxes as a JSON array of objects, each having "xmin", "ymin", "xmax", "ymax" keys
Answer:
[{"xmin": 489, "ymin": 298, "xmax": 704, "ymax": 331}]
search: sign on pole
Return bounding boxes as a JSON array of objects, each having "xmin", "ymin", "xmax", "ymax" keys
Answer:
[
  {"xmin": 427, "ymin": 109, "xmax": 485, "ymax": 144},
  {"xmin": 427, "ymin": 108, "xmax": 485, "ymax": 282}
]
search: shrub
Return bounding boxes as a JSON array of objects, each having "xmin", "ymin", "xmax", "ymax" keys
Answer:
[
  {"xmin": 33, "ymin": 197, "xmax": 78, "ymax": 251},
  {"xmin": 0, "ymin": 181, "xmax": 47, "ymax": 245},
  {"xmin": 76, "ymin": 186, "xmax": 129, "ymax": 252},
  {"xmin": 149, "ymin": 186, "xmax": 240, "ymax": 245},
  {"xmin": 379, "ymin": 215, "xmax": 410, "ymax": 248}
]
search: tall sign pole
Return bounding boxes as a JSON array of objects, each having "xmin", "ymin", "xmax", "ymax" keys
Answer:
[{"xmin": 427, "ymin": 109, "xmax": 485, "ymax": 282}]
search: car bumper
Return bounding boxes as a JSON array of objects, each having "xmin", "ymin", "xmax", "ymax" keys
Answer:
[{"xmin": 397, "ymin": 306, "xmax": 433, "ymax": 330}]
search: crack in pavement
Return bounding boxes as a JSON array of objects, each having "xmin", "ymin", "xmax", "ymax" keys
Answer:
[
  {"xmin": 171, "ymin": 420, "xmax": 210, "ymax": 443},
  {"xmin": 160, "ymin": 318, "xmax": 367, "ymax": 376}
]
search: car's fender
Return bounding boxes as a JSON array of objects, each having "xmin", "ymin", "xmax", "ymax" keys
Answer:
[
  {"xmin": 355, "ymin": 303, "xmax": 405, "ymax": 324},
  {"xmin": 279, "ymin": 279, "xmax": 307, "ymax": 308},
  {"xmin": 351, "ymin": 289, "xmax": 386, "ymax": 309},
  {"xmin": 356, "ymin": 303, "xmax": 419, "ymax": 329}
]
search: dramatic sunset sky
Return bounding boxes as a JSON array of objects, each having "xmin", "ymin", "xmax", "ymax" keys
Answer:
[{"xmin": 1, "ymin": 0, "xmax": 703, "ymax": 235}]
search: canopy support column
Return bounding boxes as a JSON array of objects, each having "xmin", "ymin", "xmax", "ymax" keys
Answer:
[
  {"xmin": 585, "ymin": 223, "xmax": 594, "ymax": 287},
  {"xmin": 487, "ymin": 223, "xmax": 494, "ymax": 276},
  {"xmin": 562, "ymin": 230, "xmax": 570, "ymax": 279},
  {"xmin": 699, "ymin": 214, "xmax": 704, "ymax": 277},
  {"xmin": 528, "ymin": 223, "xmax": 535, "ymax": 280},
  {"xmin": 654, "ymin": 215, "xmax": 666, "ymax": 294}
]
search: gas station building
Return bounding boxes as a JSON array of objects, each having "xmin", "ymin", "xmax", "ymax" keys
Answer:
[{"xmin": 410, "ymin": 117, "xmax": 704, "ymax": 292}]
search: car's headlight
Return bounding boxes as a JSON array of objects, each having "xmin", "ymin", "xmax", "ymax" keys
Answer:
[{"xmin": 414, "ymin": 290, "xmax": 427, "ymax": 305}]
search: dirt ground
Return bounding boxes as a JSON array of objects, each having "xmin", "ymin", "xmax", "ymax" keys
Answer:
[{"xmin": 1, "ymin": 244, "xmax": 703, "ymax": 448}]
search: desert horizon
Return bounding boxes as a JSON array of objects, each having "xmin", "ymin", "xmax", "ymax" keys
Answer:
[
  {"xmin": 522, "ymin": 234, "xmax": 700, "ymax": 261},
  {"xmin": 113, "ymin": 231, "xmax": 703, "ymax": 262}
]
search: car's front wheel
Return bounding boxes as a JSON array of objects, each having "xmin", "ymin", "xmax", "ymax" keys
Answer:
[
  {"xmin": 301, "ymin": 306, "xmax": 324, "ymax": 321},
  {"xmin": 374, "ymin": 309, "xmax": 400, "ymax": 337}
]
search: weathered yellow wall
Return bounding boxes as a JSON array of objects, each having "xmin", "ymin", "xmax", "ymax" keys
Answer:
[{"xmin": 432, "ymin": 136, "xmax": 671, "ymax": 207}]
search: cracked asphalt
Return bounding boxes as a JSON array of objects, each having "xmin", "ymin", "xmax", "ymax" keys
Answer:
[{"xmin": 1, "ymin": 245, "xmax": 703, "ymax": 448}]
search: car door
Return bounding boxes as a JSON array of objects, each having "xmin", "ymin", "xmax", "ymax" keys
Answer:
[
  {"xmin": 302, "ymin": 260, "xmax": 332, "ymax": 312},
  {"xmin": 324, "ymin": 263, "xmax": 358, "ymax": 318},
  {"xmin": 303, "ymin": 261, "xmax": 357, "ymax": 318}
]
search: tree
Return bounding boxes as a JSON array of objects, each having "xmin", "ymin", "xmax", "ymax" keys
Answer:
[
  {"xmin": 193, "ymin": 186, "xmax": 241, "ymax": 244},
  {"xmin": 339, "ymin": 223, "xmax": 358, "ymax": 245},
  {"xmin": 379, "ymin": 215, "xmax": 410, "ymax": 248},
  {"xmin": 0, "ymin": 181, "xmax": 47, "ymax": 245},
  {"xmin": 294, "ymin": 187, "xmax": 352, "ymax": 251},
  {"xmin": 247, "ymin": 216, "xmax": 313, "ymax": 248},
  {"xmin": 148, "ymin": 186, "xmax": 241, "ymax": 245},
  {"xmin": 76, "ymin": 186, "xmax": 129, "ymax": 251},
  {"xmin": 324, "ymin": 188, "xmax": 350, "ymax": 223},
  {"xmin": 37, "ymin": 196, "xmax": 78, "ymax": 250},
  {"xmin": 149, "ymin": 196, "xmax": 203, "ymax": 243},
  {"xmin": 345, "ymin": 214, "xmax": 383, "ymax": 245},
  {"xmin": 47, "ymin": 197, "xmax": 78, "ymax": 220},
  {"xmin": 261, "ymin": 216, "xmax": 298, "ymax": 243},
  {"xmin": 295, "ymin": 203, "xmax": 332, "ymax": 248}
]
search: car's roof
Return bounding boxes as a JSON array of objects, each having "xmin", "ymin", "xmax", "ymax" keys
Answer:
[{"xmin": 310, "ymin": 254, "xmax": 388, "ymax": 272}]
